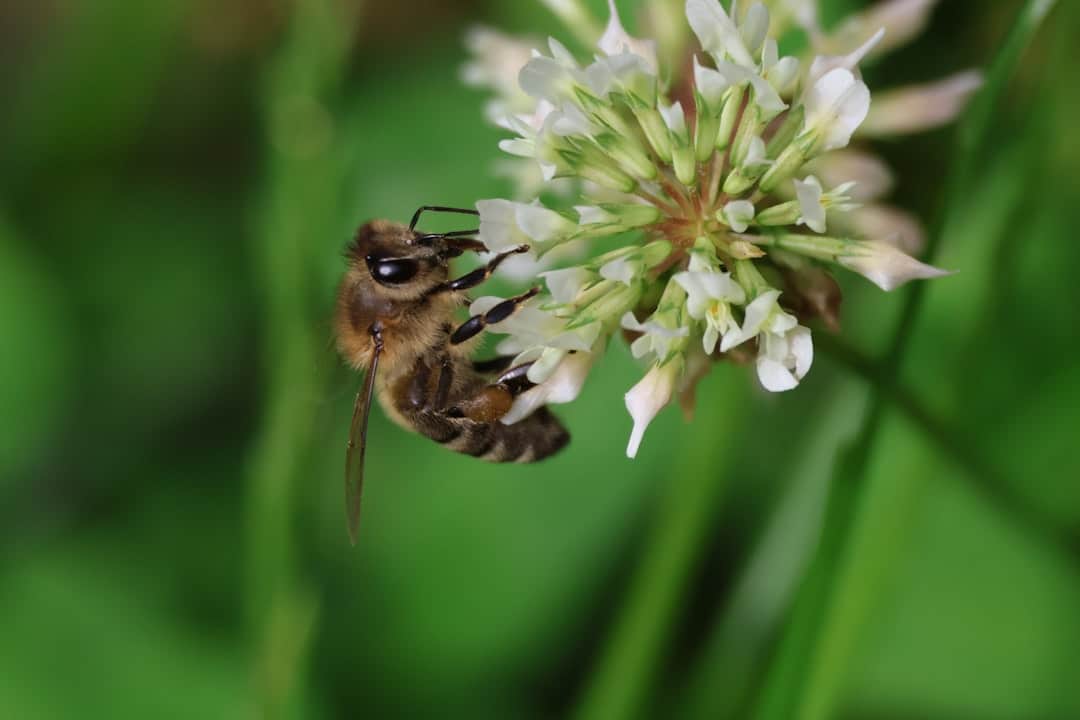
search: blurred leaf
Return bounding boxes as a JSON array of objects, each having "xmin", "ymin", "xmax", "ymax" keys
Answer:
[
  {"xmin": 753, "ymin": 2, "xmax": 1063, "ymax": 719},
  {"xmin": 2, "ymin": 0, "xmax": 187, "ymax": 186},
  {"xmin": 0, "ymin": 548, "xmax": 249, "ymax": 720},
  {"xmin": 245, "ymin": 0, "xmax": 357, "ymax": 716},
  {"xmin": 675, "ymin": 380, "xmax": 869, "ymax": 720},
  {"xmin": 0, "ymin": 219, "xmax": 72, "ymax": 482},
  {"xmin": 847, "ymin": 424, "xmax": 1080, "ymax": 719},
  {"xmin": 572, "ymin": 372, "xmax": 749, "ymax": 720}
]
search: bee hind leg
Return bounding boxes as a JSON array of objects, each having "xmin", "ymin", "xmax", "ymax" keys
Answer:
[{"xmin": 442, "ymin": 362, "xmax": 537, "ymax": 422}]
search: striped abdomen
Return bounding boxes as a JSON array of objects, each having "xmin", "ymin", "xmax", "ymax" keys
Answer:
[
  {"xmin": 385, "ymin": 355, "xmax": 570, "ymax": 463},
  {"xmin": 416, "ymin": 403, "xmax": 568, "ymax": 462}
]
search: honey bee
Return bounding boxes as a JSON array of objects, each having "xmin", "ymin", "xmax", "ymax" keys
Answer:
[{"xmin": 335, "ymin": 206, "xmax": 569, "ymax": 543}]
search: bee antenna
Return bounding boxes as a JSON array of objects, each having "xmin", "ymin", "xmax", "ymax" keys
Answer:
[{"xmin": 409, "ymin": 205, "xmax": 480, "ymax": 231}]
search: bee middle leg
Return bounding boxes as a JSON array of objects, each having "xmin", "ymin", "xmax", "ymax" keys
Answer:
[
  {"xmin": 472, "ymin": 355, "xmax": 515, "ymax": 375},
  {"xmin": 449, "ymin": 286, "xmax": 540, "ymax": 345}
]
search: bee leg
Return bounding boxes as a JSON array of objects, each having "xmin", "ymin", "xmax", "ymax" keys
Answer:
[
  {"xmin": 449, "ymin": 286, "xmax": 540, "ymax": 345},
  {"xmin": 438, "ymin": 245, "xmax": 530, "ymax": 293},
  {"xmin": 431, "ymin": 356, "xmax": 455, "ymax": 410},
  {"xmin": 443, "ymin": 362, "xmax": 537, "ymax": 422},
  {"xmin": 493, "ymin": 362, "xmax": 537, "ymax": 396},
  {"xmin": 472, "ymin": 355, "xmax": 515, "ymax": 375}
]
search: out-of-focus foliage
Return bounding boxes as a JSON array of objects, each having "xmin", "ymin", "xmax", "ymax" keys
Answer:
[{"xmin": 0, "ymin": 1, "xmax": 1078, "ymax": 718}]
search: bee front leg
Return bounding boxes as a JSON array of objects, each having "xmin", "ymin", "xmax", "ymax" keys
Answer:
[{"xmin": 437, "ymin": 245, "xmax": 530, "ymax": 293}]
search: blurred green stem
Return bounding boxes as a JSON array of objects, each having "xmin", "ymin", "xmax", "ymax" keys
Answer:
[
  {"xmin": 573, "ymin": 374, "xmax": 747, "ymax": 720},
  {"xmin": 245, "ymin": 0, "xmax": 354, "ymax": 716},
  {"xmin": 816, "ymin": 333, "xmax": 1080, "ymax": 558},
  {"xmin": 753, "ymin": 2, "xmax": 1059, "ymax": 719}
]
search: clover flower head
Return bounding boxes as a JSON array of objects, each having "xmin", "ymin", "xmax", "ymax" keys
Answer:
[{"xmin": 463, "ymin": 0, "xmax": 969, "ymax": 457}]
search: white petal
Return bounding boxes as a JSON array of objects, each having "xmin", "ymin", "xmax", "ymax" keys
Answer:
[
  {"xmin": 477, "ymin": 198, "xmax": 527, "ymax": 251},
  {"xmin": 845, "ymin": 204, "xmax": 925, "ymax": 255},
  {"xmin": 599, "ymin": 0, "xmax": 659, "ymax": 71},
  {"xmin": 518, "ymin": 56, "xmax": 571, "ymax": 102},
  {"xmin": 700, "ymin": 271, "xmax": 746, "ymax": 303},
  {"xmin": 575, "ymin": 205, "xmax": 616, "ymax": 225},
  {"xmin": 550, "ymin": 102, "xmax": 596, "ymax": 136},
  {"xmin": 703, "ymin": 327, "xmax": 718, "ymax": 354},
  {"xmin": 541, "ymin": 266, "xmax": 593, "ymax": 303},
  {"xmin": 743, "ymin": 136, "xmax": 769, "ymax": 168},
  {"xmin": 498, "ymin": 138, "xmax": 535, "ymax": 158},
  {"xmin": 526, "ymin": 346, "xmax": 567, "ymax": 384},
  {"xmin": 790, "ymin": 325, "xmax": 813, "ymax": 378},
  {"xmin": 756, "ymin": 355, "xmax": 799, "ymax": 391},
  {"xmin": 740, "ymin": 3, "xmax": 770, "ymax": 54},
  {"xmin": 659, "ymin": 100, "xmax": 688, "ymax": 136},
  {"xmin": 547, "ymin": 37, "xmax": 579, "ymax": 67},
  {"xmin": 794, "ymin": 176, "xmax": 826, "ymax": 233},
  {"xmin": 805, "ymin": 149, "xmax": 893, "ymax": 202},
  {"xmin": 714, "ymin": 60, "xmax": 787, "ymax": 116},
  {"xmin": 673, "ymin": 271, "xmax": 709, "ymax": 318},
  {"xmin": 693, "ymin": 55, "xmax": 731, "ymax": 109},
  {"xmin": 838, "ymin": 240, "xmax": 952, "ymax": 291},
  {"xmin": 685, "ymin": 0, "xmax": 755, "ymax": 67},
  {"xmin": 503, "ymin": 350, "xmax": 595, "ymax": 424},
  {"xmin": 514, "ymin": 203, "xmax": 577, "ymax": 244},
  {"xmin": 620, "ymin": 311, "xmax": 648, "ymax": 334},
  {"xmin": 468, "ymin": 295, "xmax": 504, "ymax": 316},
  {"xmin": 804, "ymin": 67, "xmax": 871, "ymax": 150},
  {"xmin": 766, "ymin": 55, "xmax": 800, "ymax": 95},
  {"xmin": 808, "ymin": 28, "xmax": 884, "ymax": 81},
  {"xmin": 860, "ymin": 71, "xmax": 983, "ymax": 136},
  {"xmin": 496, "ymin": 234, "xmax": 580, "ymax": 282},
  {"xmin": 825, "ymin": 0, "xmax": 938, "ymax": 60},
  {"xmin": 624, "ymin": 362, "xmax": 678, "ymax": 458},
  {"xmin": 720, "ymin": 288, "xmax": 779, "ymax": 351},
  {"xmin": 722, "ymin": 199, "xmax": 756, "ymax": 232},
  {"xmin": 600, "ymin": 256, "xmax": 641, "ymax": 285}
]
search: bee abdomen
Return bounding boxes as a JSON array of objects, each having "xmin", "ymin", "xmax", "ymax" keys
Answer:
[
  {"xmin": 409, "ymin": 406, "xmax": 568, "ymax": 463},
  {"xmin": 459, "ymin": 407, "xmax": 569, "ymax": 463}
]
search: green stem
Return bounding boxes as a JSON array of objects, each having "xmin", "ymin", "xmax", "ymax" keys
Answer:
[
  {"xmin": 573, "ymin": 373, "xmax": 748, "ymax": 720},
  {"xmin": 817, "ymin": 334, "xmax": 1080, "ymax": 559},
  {"xmin": 752, "ymin": 2, "xmax": 1060, "ymax": 719},
  {"xmin": 245, "ymin": 0, "xmax": 355, "ymax": 716}
]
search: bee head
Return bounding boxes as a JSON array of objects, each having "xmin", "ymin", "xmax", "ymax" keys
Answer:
[{"xmin": 345, "ymin": 219, "xmax": 451, "ymax": 301}]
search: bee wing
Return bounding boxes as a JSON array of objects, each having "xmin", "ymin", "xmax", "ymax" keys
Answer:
[{"xmin": 345, "ymin": 340, "xmax": 382, "ymax": 545}]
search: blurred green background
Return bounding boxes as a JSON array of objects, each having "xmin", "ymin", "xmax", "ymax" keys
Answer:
[{"xmin": 1, "ymin": 0, "xmax": 1078, "ymax": 718}]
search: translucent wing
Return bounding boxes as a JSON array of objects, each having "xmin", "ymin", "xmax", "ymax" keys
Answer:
[{"xmin": 345, "ymin": 338, "xmax": 382, "ymax": 545}]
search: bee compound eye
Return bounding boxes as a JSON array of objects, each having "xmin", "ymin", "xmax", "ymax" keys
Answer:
[{"xmin": 367, "ymin": 256, "xmax": 420, "ymax": 285}]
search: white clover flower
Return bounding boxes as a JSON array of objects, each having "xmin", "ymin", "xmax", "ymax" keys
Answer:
[
  {"xmin": 462, "ymin": 27, "xmax": 539, "ymax": 123},
  {"xmin": 674, "ymin": 269, "xmax": 745, "ymax": 353},
  {"xmin": 861, "ymin": 70, "xmax": 984, "ymax": 136},
  {"xmin": 462, "ymin": 0, "xmax": 962, "ymax": 457},
  {"xmin": 503, "ymin": 349, "xmax": 598, "ymax": 424},
  {"xmin": 757, "ymin": 323, "xmax": 813, "ymax": 391},
  {"xmin": 802, "ymin": 68, "xmax": 871, "ymax": 152},
  {"xmin": 598, "ymin": 0, "xmax": 658, "ymax": 72},
  {"xmin": 836, "ymin": 239, "xmax": 952, "ymax": 291},
  {"xmin": 625, "ymin": 361, "xmax": 680, "ymax": 458},
  {"xmin": 793, "ymin": 176, "xmax": 858, "ymax": 233}
]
